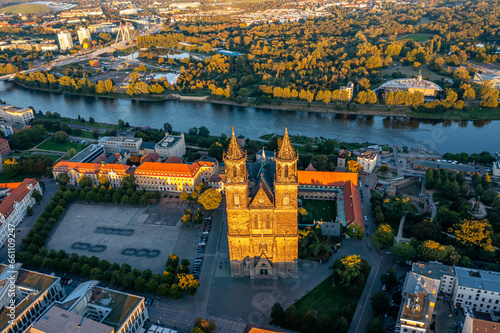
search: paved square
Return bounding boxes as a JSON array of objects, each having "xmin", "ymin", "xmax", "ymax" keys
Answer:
[{"xmin": 47, "ymin": 203, "xmax": 187, "ymax": 273}]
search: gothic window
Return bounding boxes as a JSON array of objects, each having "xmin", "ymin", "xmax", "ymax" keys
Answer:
[
  {"xmin": 265, "ymin": 214, "xmax": 271, "ymax": 228},
  {"xmin": 260, "ymin": 264, "xmax": 268, "ymax": 275},
  {"xmin": 253, "ymin": 214, "xmax": 259, "ymax": 229},
  {"xmin": 285, "ymin": 165, "xmax": 289, "ymax": 178},
  {"xmin": 233, "ymin": 165, "xmax": 238, "ymax": 179},
  {"xmin": 259, "ymin": 242, "xmax": 267, "ymax": 253},
  {"xmin": 234, "ymin": 194, "xmax": 240, "ymax": 207},
  {"xmin": 283, "ymin": 193, "xmax": 290, "ymax": 206}
]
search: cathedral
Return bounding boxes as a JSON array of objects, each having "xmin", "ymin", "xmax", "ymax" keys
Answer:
[{"xmin": 224, "ymin": 127, "xmax": 299, "ymax": 279}]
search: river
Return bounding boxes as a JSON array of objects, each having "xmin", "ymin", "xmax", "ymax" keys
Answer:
[{"xmin": 1, "ymin": 81, "xmax": 499, "ymax": 154}]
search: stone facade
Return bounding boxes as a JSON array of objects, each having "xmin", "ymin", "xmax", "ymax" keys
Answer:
[{"xmin": 225, "ymin": 128, "xmax": 298, "ymax": 279}]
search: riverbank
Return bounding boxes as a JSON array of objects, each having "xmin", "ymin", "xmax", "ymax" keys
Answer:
[{"xmin": 13, "ymin": 81, "xmax": 500, "ymax": 121}]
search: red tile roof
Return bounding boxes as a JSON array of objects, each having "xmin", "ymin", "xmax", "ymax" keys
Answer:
[
  {"xmin": 198, "ymin": 160, "xmax": 215, "ymax": 167},
  {"xmin": 343, "ymin": 182, "xmax": 363, "ymax": 229},
  {"xmin": 298, "ymin": 170, "xmax": 358, "ymax": 187},
  {"xmin": 99, "ymin": 164, "xmax": 130, "ymax": 175},
  {"xmin": 0, "ymin": 179, "xmax": 38, "ymax": 218},
  {"xmin": 140, "ymin": 153, "xmax": 160, "ymax": 163},
  {"xmin": 135, "ymin": 162, "xmax": 200, "ymax": 178},
  {"xmin": 165, "ymin": 156, "xmax": 183, "ymax": 164},
  {"xmin": 53, "ymin": 161, "xmax": 101, "ymax": 173}
]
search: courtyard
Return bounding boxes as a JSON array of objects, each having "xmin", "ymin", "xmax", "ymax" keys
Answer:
[
  {"xmin": 46, "ymin": 201, "xmax": 197, "ymax": 273},
  {"xmin": 300, "ymin": 199, "xmax": 337, "ymax": 224}
]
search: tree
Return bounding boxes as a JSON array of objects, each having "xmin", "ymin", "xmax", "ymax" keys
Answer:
[
  {"xmin": 193, "ymin": 317, "xmax": 216, "ymax": 333},
  {"xmin": 31, "ymin": 189, "xmax": 43, "ymax": 203},
  {"xmin": 198, "ymin": 189, "xmax": 222, "ymax": 210},
  {"xmin": 380, "ymin": 269, "xmax": 398, "ymax": 289},
  {"xmin": 347, "ymin": 160, "xmax": 363, "ymax": 173},
  {"xmin": 78, "ymin": 176, "xmax": 93, "ymax": 187},
  {"xmin": 118, "ymin": 119, "xmax": 125, "ymax": 129},
  {"xmin": 371, "ymin": 224, "xmax": 394, "ymax": 248},
  {"xmin": 198, "ymin": 126, "xmax": 210, "ymax": 137},
  {"xmin": 54, "ymin": 131, "xmax": 69, "ymax": 143},
  {"xmin": 56, "ymin": 173, "xmax": 70, "ymax": 185},
  {"xmin": 98, "ymin": 175, "xmax": 109, "ymax": 187},
  {"xmin": 366, "ymin": 317, "xmax": 384, "ymax": 333},
  {"xmin": 180, "ymin": 191, "xmax": 189, "ymax": 201},
  {"xmin": 330, "ymin": 255, "xmax": 369, "ymax": 294},
  {"xmin": 371, "ymin": 290, "xmax": 390, "ymax": 315},
  {"xmin": 208, "ymin": 142, "xmax": 224, "ymax": 161},
  {"xmin": 92, "ymin": 129, "xmax": 100, "ymax": 139},
  {"xmin": 163, "ymin": 122, "xmax": 172, "ymax": 133},
  {"xmin": 270, "ymin": 302, "xmax": 285, "ymax": 325},
  {"xmin": 3, "ymin": 158, "xmax": 21, "ymax": 178},
  {"xmin": 391, "ymin": 241, "xmax": 416, "ymax": 263},
  {"xmin": 454, "ymin": 219, "xmax": 495, "ymax": 252},
  {"xmin": 178, "ymin": 273, "xmax": 200, "ymax": 295}
]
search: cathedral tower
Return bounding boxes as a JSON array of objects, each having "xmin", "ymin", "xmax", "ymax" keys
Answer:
[{"xmin": 225, "ymin": 128, "xmax": 298, "ymax": 279}]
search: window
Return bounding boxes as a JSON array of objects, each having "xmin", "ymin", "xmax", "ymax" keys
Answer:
[
  {"xmin": 234, "ymin": 194, "xmax": 240, "ymax": 207},
  {"xmin": 283, "ymin": 193, "xmax": 290, "ymax": 206}
]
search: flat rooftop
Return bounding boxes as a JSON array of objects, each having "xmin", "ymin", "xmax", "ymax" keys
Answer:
[
  {"xmin": 99, "ymin": 136, "xmax": 142, "ymax": 143},
  {"xmin": 401, "ymin": 291, "xmax": 428, "ymax": 323},
  {"xmin": 31, "ymin": 306, "xmax": 114, "ymax": 333},
  {"xmin": 455, "ymin": 266, "xmax": 500, "ymax": 293},
  {"xmin": 413, "ymin": 160, "xmax": 480, "ymax": 173},
  {"xmin": 412, "ymin": 262, "xmax": 454, "ymax": 280},
  {"xmin": 70, "ymin": 144, "xmax": 104, "ymax": 163},
  {"xmin": 89, "ymin": 287, "xmax": 143, "ymax": 330},
  {"xmin": 358, "ymin": 150, "xmax": 378, "ymax": 160},
  {"xmin": 156, "ymin": 135, "xmax": 181, "ymax": 148},
  {"xmin": 0, "ymin": 264, "xmax": 59, "ymax": 332}
]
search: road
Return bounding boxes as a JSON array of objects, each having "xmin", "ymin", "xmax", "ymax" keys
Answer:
[{"xmin": 347, "ymin": 174, "xmax": 410, "ymax": 333}]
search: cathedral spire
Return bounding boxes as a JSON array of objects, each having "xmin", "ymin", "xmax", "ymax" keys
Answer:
[
  {"xmin": 225, "ymin": 126, "xmax": 245, "ymax": 160},
  {"xmin": 277, "ymin": 128, "xmax": 296, "ymax": 160}
]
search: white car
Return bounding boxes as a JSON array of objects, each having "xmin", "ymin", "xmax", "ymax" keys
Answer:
[{"xmin": 364, "ymin": 216, "xmax": 367, "ymax": 221}]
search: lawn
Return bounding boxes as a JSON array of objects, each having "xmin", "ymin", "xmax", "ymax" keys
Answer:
[
  {"xmin": 37, "ymin": 140, "xmax": 87, "ymax": 153},
  {"xmin": 2, "ymin": 4, "xmax": 51, "ymax": 13},
  {"xmin": 24, "ymin": 153, "xmax": 63, "ymax": 162},
  {"xmin": 398, "ymin": 33, "xmax": 434, "ymax": 42},
  {"xmin": 301, "ymin": 199, "xmax": 336, "ymax": 223},
  {"xmin": 293, "ymin": 275, "xmax": 361, "ymax": 317}
]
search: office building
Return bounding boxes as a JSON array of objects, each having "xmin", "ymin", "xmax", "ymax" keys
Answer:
[{"xmin": 154, "ymin": 133, "xmax": 186, "ymax": 159}]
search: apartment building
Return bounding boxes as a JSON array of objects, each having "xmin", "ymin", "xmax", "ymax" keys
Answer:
[
  {"xmin": 357, "ymin": 150, "xmax": 378, "ymax": 173},
  {"xmin": 0, "ymin": 263, "xmax": 65, "ymax": 333},
  {"xmin": 0, "ymin": 138, "xmax": 11, "ymax": 155},
  {"xmin": 412, "ymin": 262, "xmax": 456, "ymax": 295},
  {"xmin": 452, "ymin": 267, "xmax": 500, "ymax": 314},
  {"xmin": 397, "ymin": 272, "xmax": 439, "ymax": 333},
  {"xmin": 98, "ymin": 137, "xmax": 143, "ymax": 154},
  {"xmin": 77, "ymin": 27, "xmax": 92, "ymax": 45},
  {"xmin": 57, "ymin": 31, "xmax": 73, "ymax": 50},
  {"xmin": 0, "ymin": 105, "xmax": 34, "ymax": 125},
  {"xmin": 0, "ymin": 179, "xmax": 42, "ymax": 245}
]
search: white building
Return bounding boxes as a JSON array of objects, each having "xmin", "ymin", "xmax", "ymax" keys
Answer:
[
  {"xmin": 57, "ymin": 31, "xmax": 73, "ymax": 50},
  {"xmin": 0, "ymin": 105, "xmax": 34, "ymax": 125},
  {"xmin": 119, "ymin": 8, "xmax": 143, "ymax": 15},
  {"xmin": 47, "ymin": 280, "xmax": 148, "ymax": 333},
  {"xmin": 412, "ymin": 262, "xmax": 456, "ymax": 295},
  {"xmin": 493, "ymin": 161, "xmax": 500, "ymax": 178},
  {"xmin": 0, "ymin": 179, "xmax": 42, "ymax": 246},
  {"xmin": 0, "ymin": 123, "xmax": 13, "ymax": 136},
  {"xmin": 154, "ymin": 133, "xmax": 186, "ymax": 159},
  {"xmin": 357, "ymin": 150, "xmax": 378, "ymax": 173},
  {"xmin": 452, "ymin": 266, "xmax": 500, "ymax": 314},
  {"xmin": 397, "ymin": 272, "xmax": 440, "ymax": 333},
  {"xmin": 0, "ymin": 263, "xmax": 65, "ymax": 333},
  {"xmin": 77, "ymin": 27, "xmax": 92, "ymax": 45},
  {"xmin": 98, "ymin": 136, "xmax": 143, "ymax": 154}
]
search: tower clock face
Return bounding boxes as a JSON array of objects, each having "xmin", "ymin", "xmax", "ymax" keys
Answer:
[{"xmin": 259, "ymin": 198, "xmax": 264, "ymax": 204}]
